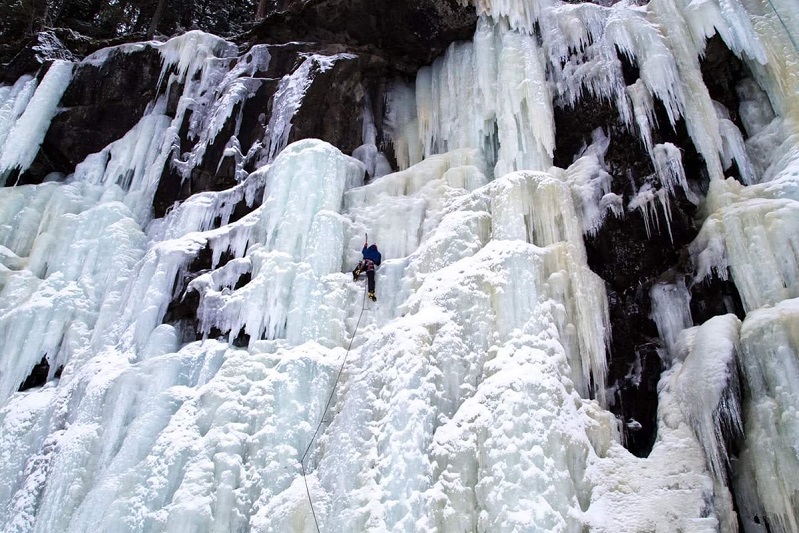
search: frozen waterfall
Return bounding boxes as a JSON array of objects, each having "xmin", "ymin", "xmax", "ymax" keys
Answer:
[{"xmin": 0, "ymin": 0, "xmax": 798, "ymax": 531}]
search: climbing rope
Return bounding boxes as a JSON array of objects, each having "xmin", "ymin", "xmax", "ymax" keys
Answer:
[{"xmin": 300, "ymin": 287, "xmax": 369, "ymax": 533}]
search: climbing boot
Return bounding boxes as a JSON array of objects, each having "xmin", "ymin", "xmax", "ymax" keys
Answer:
[{"xmin": 368, "ymin": 291, "xmax": 377, "ymax": 302}]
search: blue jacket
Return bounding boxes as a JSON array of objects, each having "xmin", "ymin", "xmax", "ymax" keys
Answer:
[{"xmin": 362, "ymin": 244, "xmax": 382, "ymax": 266}]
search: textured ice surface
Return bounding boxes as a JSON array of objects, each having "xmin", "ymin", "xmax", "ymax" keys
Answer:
[
  {"xmin": 737, "ymin": 298, "xmax": 799, "ymax": 533},
  {"xmin": 650, "ymin": 276, "xmax": 693, "ymax": 361},
  {"xmin": 0, "ymin": 0, "xmax": 798, "ymax": 530},
  {"xmin": 0, "ymin": 135, "xmax": 727, "ymax": 532},
  {"xmin": 0, "ymin": 62, "xmax": 73, "ymax": 183}
]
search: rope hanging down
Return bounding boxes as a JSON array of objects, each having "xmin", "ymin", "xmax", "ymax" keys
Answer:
[{"xmin": 300, "ymin": 287, "xmax": 369, "ymax": 533}]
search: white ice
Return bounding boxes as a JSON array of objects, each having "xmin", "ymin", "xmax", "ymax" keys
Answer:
[
  {"xmin": 0, "ymin": 0, "xmax": 797, "ymax": 530},
  {"xmin": 672, "ymin": 314, "xmax": 742, "ymax": 484},
  {"xmin": 649, "ymin": 275, "xmax": 693, "ymax": 362},
  {"xmin": 0, "ymin": 135, "xmax": 765, "ymax": 533},
  {"xmin": 0, "ymin": 61, "xmax": 73, "ymax": 183},
  {"xmin": 736, "ymin": 297, "xmax": 799, "ymax": 533}
]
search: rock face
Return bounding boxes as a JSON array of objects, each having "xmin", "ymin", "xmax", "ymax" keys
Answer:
[
  {"xmin": 14, "ymin": 0, "xmax": 477, "ymax": 200},
  {"xmin": 553, "ymin": 37, "xmax": 749, "ymax": 456},
  {"xmin": 23, "ymin": 46, "xmax": 164, "ymax": 184},
  {"xmin": 244, "ymin": 0, "xmax": 478, "ymax": 74}
]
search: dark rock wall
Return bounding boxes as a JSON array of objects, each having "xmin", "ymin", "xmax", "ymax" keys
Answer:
[
  {"xmin": 23, "ymin": 46, "xmax": 164, "ymax": 184},
  {"xmin": 554, "ymin": 38, "xmax": 749, "ymax": 456},
  {"xmin": 243, "ymin": 0, "xmax": 478, "ymax": 74}
]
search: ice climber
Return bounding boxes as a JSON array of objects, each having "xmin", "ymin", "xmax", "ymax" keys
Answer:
[{"xmin": 353, "ymin": 238, "xmax": 382, "ymax": 302}]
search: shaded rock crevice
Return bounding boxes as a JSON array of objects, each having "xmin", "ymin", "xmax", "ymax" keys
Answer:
[
  {"xmin": 553, "ymin": 30, "xmax": 754, "ymax": 457},
  {"xmin": 554, "ymin": 85, "xmax": 702, "ymax": 457}
]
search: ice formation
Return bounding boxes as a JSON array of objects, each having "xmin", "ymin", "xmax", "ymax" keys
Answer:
[
  {"xmin": 0, "ymin": 0, "xmax": 797, "ymax": 530},
  {"xmin": 736, "ymin": 298, "xmax": 799, "ymax": 532},
  {"xmin": 650, "ymin": 276, "xmax": 693, "ymax": 361},
  {"xmin": 0, "ymin": 61, "xmax": 73, "ymax": 184}
]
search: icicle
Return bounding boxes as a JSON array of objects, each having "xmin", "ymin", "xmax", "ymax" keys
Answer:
[
  {"xmin": 652, "ymin": 142, "xmax": 699, "ymax": 203},
  {"xmin": 1, "ymin": 2, "xmax": 798, "ymax": 529},
  {"xmin": 146, "ymin": 168, "xmax": 267, "ymax": 242},
  {"xmin": 556, "ymin": 128, "xmax": 618, "ymax": 236},
  {"xmin": 627, "ymin": 79, "xmax": 657, "ymax": 154},
  {"xmin": 458, "ymin": 0, "xmax": 559, "ymax": 34},
  {"xmin": 737, "ymin": 78, "xmax": 777, "ymax": 138},
  {"xmin": 713, "ymin": 101, "xmax": 759, "ymax": 184},
  {"xmin": 391, "ymin": 16, "xmax": 554, "ymax": 178},
  {"xmin": 0, "ymin": 62, "xmax": 73, "ymax": 184},
  {"xmin": 738, "ymin": 0, "xmax": 799, "ymax": 130},
  {"xmin": 171, "ymin": 45, "xmax": 272, "ymax": 180},
  {"xmin": 677, "ymin": 0, "xmax": 767, "ymax": 63},
  {"xmin": 628, "ymin": 182, "xmax": 674, "ymax": 242},
  {"xmin": 157, "ymin": 30, "xmax": 237, "ymax": 87},
  {"xmin": 383, "ymin": 80, "xmax": 421, "ymax": 170},
  {"xmin": 261, "ymin": 54, "xmax": 356, "ymax": 165},
  {"xmin": 650, "ymin": 277, "xmax": 693, "ymax": 364}
]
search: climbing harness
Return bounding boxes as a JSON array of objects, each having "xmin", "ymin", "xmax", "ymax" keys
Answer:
[{"xmin": 300, "ymin": 286, "xmax": 369, "ymax": 533}]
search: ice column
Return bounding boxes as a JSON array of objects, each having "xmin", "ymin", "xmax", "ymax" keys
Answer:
[
  {"xmin": 689, "ymin": 178, "xmax": 799, "ymax": 312},
  {"xmin": 673, "ymin": 315, "xmax": 742, "ymax": 482},
  {"xmin": 190, "ymin": 140, "xmax": 364, "ymax": 345},
  {"xmin": 739, "ymin": 0, "xmax": 799, "ymax": 129},
  {"xmin": 714, "ymin": 102, "xmax": 758, "ymax": 184},
  {"xmin": 0, "ymin": 75, "xmax": 38, "ymax": 166},
  {"xmin": 737, "ymin": 299, "xmax": 799, "ymax": 533},
  {"xmin": 650, "ymin": 277, "xmax": 693, "ymax": 362},
  {"xmin": 261, "ymin": 54, "xmax": 357, "ymax": 165},
  {"xmin": 0, "ymin": 61, "xmax": 73, "ymax": 184},
  {"xmin": 352, "ymin": 93, "xmax": 392, "ymax": 180},
  {"xmin": 400, "ymin": 16, "xmax": 554, "ymax": 177}
]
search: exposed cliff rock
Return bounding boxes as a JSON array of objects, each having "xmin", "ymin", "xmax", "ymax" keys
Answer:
[
  {"xmin": 243, "ymin": 0, "xmax": 478, "ymax": 74},
  {"xmin": 11, "ymin": 0, "xmax": 477, "ymax": 204},
  {"xmin": 552, "ymin": 35, "xmax": 749, "ymax": 456},
  {"xmin": 22, "ymin": 45, "xmax": 164, "ymax": 184}
]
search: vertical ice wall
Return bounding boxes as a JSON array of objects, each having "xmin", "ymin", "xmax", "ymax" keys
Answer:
[
  {"xmin": 737, "ymin": 299, "xmax": 799, "ymax": 532},
  {"xmin": 0, "ymin": 120, "xmax": 719, "ymax": 533},
  {"xmin": 430, "ymin": 2, "xmax": 799, "ymax": 529},
  {"xmin": 0, "ymin": 0, "xmax": 797, "ymax": 530}
]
